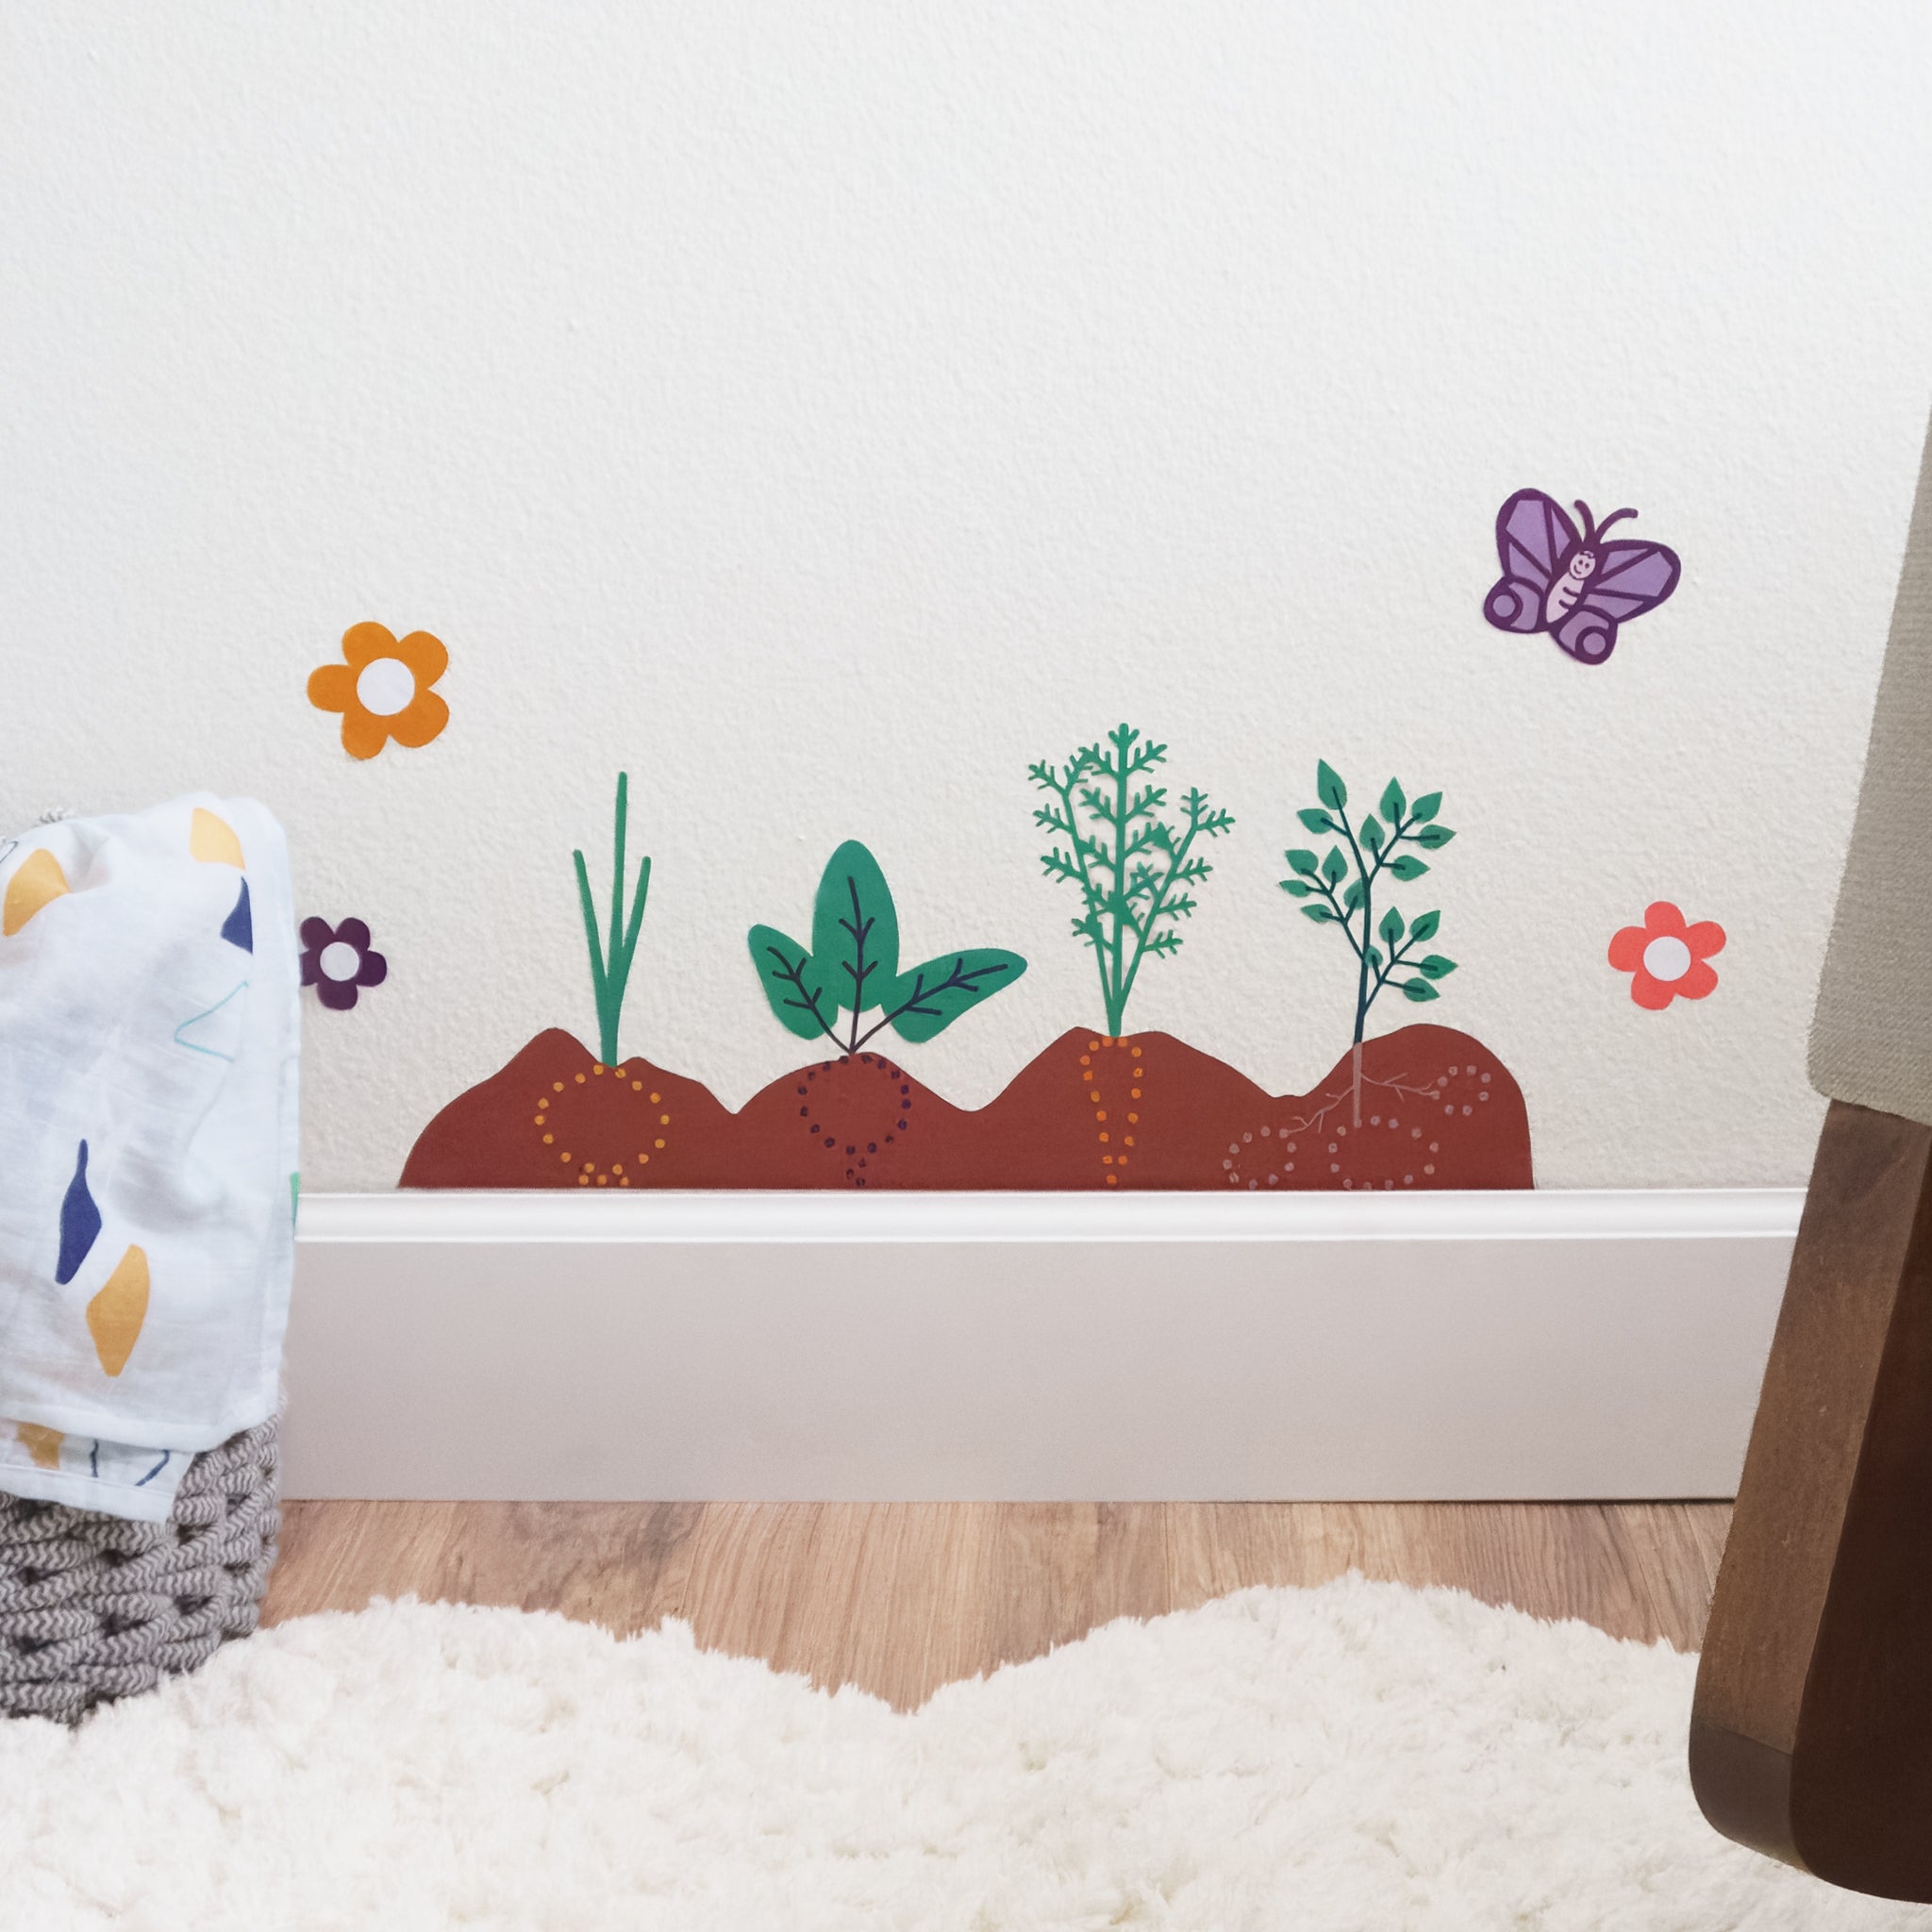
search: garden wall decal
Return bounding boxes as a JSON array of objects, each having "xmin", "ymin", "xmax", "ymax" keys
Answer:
[
  {"xmin": 403, "ymin": 733, "xmax": 1533, "ymax": 1190},
  {"xmin": 1483, "ymin": 491, "xmax": 1680, "ymax": 665}
]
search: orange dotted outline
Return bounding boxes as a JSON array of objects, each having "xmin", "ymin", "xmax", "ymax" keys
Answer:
[
  {"xmin": 533, "ymin": 1062, "xmax": 668, "ymax": 1187},
  {"xmin": 1078, "ymin": 1037, "xmax": 1143, "ymax": 1186}
]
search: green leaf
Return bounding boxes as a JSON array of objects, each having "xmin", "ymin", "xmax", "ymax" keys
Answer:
[
  {"xmin": 1297, "ymin": 808, "xmax": 1335, "ymax": 835},
  {"xmin": 1366, "ymin": 943, "xmax": 1384, "ymax": 971},
  {"xmin": 1416, "ymin": 954, "xmax": 1457, "ymax": 979},
  {"xmin": 1316, "ymin": 760, "xmax": 1348, "ymax": 811},
  {"xmin": 1400, "ymin": 977, "xmax": 1441, "ymax": 1002},
  {"xmin": 1380, "ymin": 777, "xmax": 1406, "ymax": 822},
  {"xmin": 1361, "ymin": 814, "xmax": 1385, "ymax": 853},
  {"xmin": 1342, "ymin": 878, "xmax": 1365, "ymax": 911},
  {"xmin": 1279, "ymin": 879, "xmax": 1313, "ymax": 898},
  {"xmin": 747, "ymin": 925, "xmax": 834, "ymax": 1041},
  {"xmin": 811, "ymin": 840, "xmax": 900, "ymax": 1017},
  {"xmin": 1301, "ymin": 904, "xmax": 1335, "ymax": 924},
  {"xmin": 1378, "ymin": 906, "xmax": 1405, "ymax": 946},
  {"xmin": 1387, "ymin": 854, "xmax": 1429, "ymax": 881},
  {"xmin": 1414, "ymin": 824, "xmax": 1456, "ymax": 850},
  {"xmin": 1321, "ymin": 845, "xmax": 1348, "ymax": 884},
  {"xmin": 1410, "ymin": 791, "xmax": 1441, "ymax": 823},
  {"xmin": 1410, "ymin": 909, "xmax": 1441, "ymax": 943},
  {"xmin": 1284, "ymin": 848, "xmax": 1320, "ymax": 877},
  {"xmin": 887, "ymin": 949, "xmax": 1028, "ymax": 1042}
]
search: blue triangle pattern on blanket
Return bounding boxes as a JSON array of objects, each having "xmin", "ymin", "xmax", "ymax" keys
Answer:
[
  {"xmin": 56, "ymin": 1139, "xmax": 102, "ymax": 1286},
  {"xmin": 221, "ymin": 877, "xmax": 253, "ymax": 953}
]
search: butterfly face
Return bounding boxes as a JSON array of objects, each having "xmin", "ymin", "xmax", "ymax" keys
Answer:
[{"xmin": 1484, "ymin": 491, "xmax": 1680, "ymax": 666}]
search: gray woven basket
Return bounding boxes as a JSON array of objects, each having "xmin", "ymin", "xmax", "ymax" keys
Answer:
[{"xmin": 0, "ymin": 1414, "xmax": 280, "ymax": 1724}]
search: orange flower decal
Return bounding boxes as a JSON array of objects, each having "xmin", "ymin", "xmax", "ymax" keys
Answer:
[
  {"xmin": 1607, "ymin": 901, "xmax": 1725, "ymax": 1009},
  {"xmin": 307, "ymin": 622, "xmax": 449, "ymax": 760}
]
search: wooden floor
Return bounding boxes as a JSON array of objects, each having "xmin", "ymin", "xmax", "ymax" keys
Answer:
[{"xmin": 266, "ymin": 1501, "xmax": 1731, "ymax": 1711}]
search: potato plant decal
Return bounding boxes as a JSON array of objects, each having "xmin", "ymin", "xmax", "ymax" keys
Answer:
[{"xmin": 1281, "ymin": 761, "xmax": 1458, "ymax": 1125}]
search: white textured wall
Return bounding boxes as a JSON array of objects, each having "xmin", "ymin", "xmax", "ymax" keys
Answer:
[{"xmin": 4, "ymin": 3, "xmax": 1930, "ymax": 1191}]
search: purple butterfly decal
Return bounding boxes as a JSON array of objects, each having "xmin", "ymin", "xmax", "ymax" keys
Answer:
[{"xmin": 1483, "ymin": 491, "xmax": 1680, "ymax": 665}]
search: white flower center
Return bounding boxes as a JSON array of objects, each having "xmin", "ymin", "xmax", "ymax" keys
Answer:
[
  {"xmin": 355, "ymin": 657, "xmax": 417, "ymax": 717},
  {"xmin": 1642, "ymin": 935, "xmax": 1692, "ymax": 983},
  {"xmin": 318, "ymin": 941, "xmax": 362, "ymax": 982}
]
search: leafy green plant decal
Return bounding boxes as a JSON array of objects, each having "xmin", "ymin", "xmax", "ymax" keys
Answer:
[
  {"xmin": 1280, "ymin": 762, "xmax": 1457, "ymax": 1122},
  {"xmin": 574, "ymin": 772, "xmax": 652, "ymax": 1066},
  {"xmin": 1030, "ymin": 724, "xmax": 1235, "ymax": 1035},
  {"xmin": 749, "ymin": 840, "xmax": 1027, "ymax": 1054}
]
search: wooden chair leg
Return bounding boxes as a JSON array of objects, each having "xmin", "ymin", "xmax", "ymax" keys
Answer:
[{"xmin": 1691, "ymin": 1098, "xmax": 1932, "ymax": 1903}]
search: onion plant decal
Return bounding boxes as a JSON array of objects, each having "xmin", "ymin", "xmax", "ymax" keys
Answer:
[{"xmin": 574, "ymin": 772, "xmax": 653, "ymax": 1066}]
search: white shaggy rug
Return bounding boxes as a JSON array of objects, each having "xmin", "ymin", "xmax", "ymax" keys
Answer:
[{"xmin": 2, "ymin": 1576, "xmax": 1927, "ymax": 1931}]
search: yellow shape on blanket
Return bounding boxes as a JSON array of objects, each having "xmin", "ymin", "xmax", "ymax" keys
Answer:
[
  {"xmin": 16, "ymin": 1424, "xmax": 62, "ymax": 1470},
  {"xmin": 87, "ymin": 1245, "xmax": 150, "ymax": 1378},
  {"xmin": 190, "ymin": 808, "xmax": 244, "ymax": 868},
  {"xmin": 3, "ymin": 848, "xmax": 69, "ymax": 936}
]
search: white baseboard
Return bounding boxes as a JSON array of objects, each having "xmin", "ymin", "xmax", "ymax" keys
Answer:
[{"xmin": 284, "ymin": 1189, "xmax": 1802, "ymax": 1502}]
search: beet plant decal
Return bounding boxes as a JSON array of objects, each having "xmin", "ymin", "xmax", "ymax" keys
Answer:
[
  {"xmin": 749, "ymin": 840, "xmax": 1027, "ymax": 1053},
  {"xmin": 1030, "ymin": 724, "xmax": 1235, "ymax": 1035},
  {"xmin": 1281, "ymin": 763, "xmax": 1457, "ymax": 1124},
  {"xmin": 574, "ymin": 772, "xmax": 653, "ymax": 1066}
]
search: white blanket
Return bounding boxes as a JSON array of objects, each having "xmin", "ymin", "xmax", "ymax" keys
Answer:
[{"xmin": 0, "ymin": 797, "xmax": 299, "ymax": 1522}]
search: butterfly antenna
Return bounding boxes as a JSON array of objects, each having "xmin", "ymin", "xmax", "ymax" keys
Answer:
[
  {"xmin": 1594, "ymin": 508, "xmax": 1639, "ymax": 538},
  {"xmin": 1573, "ymin": 501, "xmax": 1594, "ymax": 543}
]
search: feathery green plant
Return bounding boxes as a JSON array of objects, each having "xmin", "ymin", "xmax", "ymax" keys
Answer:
[{"xmin": 1030, "ymin": 724, "xmax": 1235, "ymax": 1035}]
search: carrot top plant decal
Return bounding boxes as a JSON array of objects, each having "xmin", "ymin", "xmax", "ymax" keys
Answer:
[
  {"xmin": 749, "ymin": 841, "xmax": 1027, "ymax": 1054},
  {"xmin": 1281, "ymin": 762, "xmax": 1457, "ymax": 1123},
  {"xmin": 574, "ymin": 773, "xmax": 653, "ymax": 1066},
  {"xmin": 1030, "ymin": 724, "xmax": 1235, "ymax": 1035}
]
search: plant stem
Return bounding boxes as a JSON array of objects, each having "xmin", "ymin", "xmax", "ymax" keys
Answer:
[
  {"xmin": 1118, "ymin": 811, "xmax": 1201, "ymax": 1018},
  {"xmin": 608, "ymin": 772, "xmax": 629, "ymax": 1041},
  {"xmin": 1335, "ymin": 806, "xmax": 1373, "ymax": 1125},
  {"xmin": 1043, "ymin": 759, "xmax": 1116, "ymax": 1032},
  {"xmin": 1108, "ymin": 736, "xmax": 1129, "ymax": 1032}
]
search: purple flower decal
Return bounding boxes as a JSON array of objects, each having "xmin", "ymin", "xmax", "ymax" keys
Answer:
[{"xmin": 300, "ymin": 916, "xmax": 389, "ymax": 1011}]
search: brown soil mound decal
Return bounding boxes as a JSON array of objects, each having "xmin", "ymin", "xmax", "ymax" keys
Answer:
[{"xmin": 401, "ymin": 1023, "xmax": 1529, "ymax": 1191}]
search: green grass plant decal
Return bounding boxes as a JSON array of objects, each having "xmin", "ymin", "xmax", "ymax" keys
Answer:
[
  {"xmin": 1030, "ymin": 724, "xmax": 1235, "ymax": 1035},
  {"xmin": 749, "ymin": 840, "xmax": 1027, "ymax": 1054},
  {"xmin": 573, "ymin": 772, "xmax": 653, "ymax": 1066},
  {"xmin": 1280, "ymin": 761, "xmax": 1457, "ymax": 1123}
]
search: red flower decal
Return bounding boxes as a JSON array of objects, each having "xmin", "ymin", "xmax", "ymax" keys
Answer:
[{"xmin": 1607, "ymin": 902, "xmax": 1725, "ymax": 1010}]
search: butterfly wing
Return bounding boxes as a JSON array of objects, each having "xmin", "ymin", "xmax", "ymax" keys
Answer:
[
  {"xmin": 1552, "ymin": 541, "xmax": 1681, "ymax": 665},
  {"xmin": 1580, "ymin": 541, "xmax": 1681, "ymax": 619},
  {"xmin": 1553, "ymin": 608, "xmax": 1619, "ymax": 663},
  {"xmin": 1484, "ymin": 491, "xmax": 1579, "ymax": 633}
]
